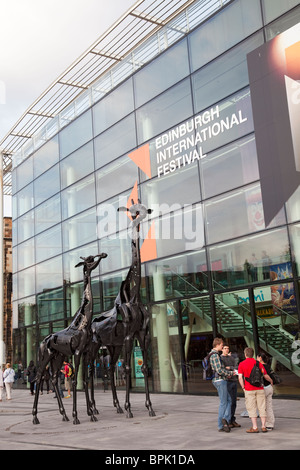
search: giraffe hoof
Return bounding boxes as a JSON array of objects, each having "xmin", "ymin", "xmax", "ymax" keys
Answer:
[
  {"xmin": 90, "ymin": 414, "xmax": 98, "ymax": 422},
  {"xmin": 63, "ymin": 415, "xmax": 69, "ymax": 422},
  {"xmin": 73, "ymin": 417, "xmax": 80, "ymax": 425},
  {"xmin": 149, "ymin": 410, "xmax": 156, "ymax": 417},
  {"xmin": 33, "ymin": 416, "xmax": 40, "ymax": 425}
]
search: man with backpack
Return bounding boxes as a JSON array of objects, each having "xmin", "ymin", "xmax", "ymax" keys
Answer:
[
  {"xmin": 238, "ymin": 347, "xmax": 273, "ymax": 433},
  {"xmin": 208, "ymin": 338, "xmax": 237, "ymax": 433}
]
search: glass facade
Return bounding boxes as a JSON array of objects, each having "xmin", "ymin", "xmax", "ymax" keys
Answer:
[{"xmin": 12, "ymin": 0, "xmax": 300, "ymax": 397}]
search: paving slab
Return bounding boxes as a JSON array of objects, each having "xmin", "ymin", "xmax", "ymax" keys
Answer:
[{"xmin": 0, "ymin": 389, "xmax": 299, "ymax": 452}]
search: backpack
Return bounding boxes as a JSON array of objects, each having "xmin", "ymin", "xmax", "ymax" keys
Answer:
[
  {"xmin": 245, "ymin": 360, "xmax": 263, "ymax": 387},
  {"xmin": 67, "ymin": 363, "xmax": 74, "ymax": 378},
  {"xmin": 202, "ymin": 352, "xmax": 218, "ymax": 380}
]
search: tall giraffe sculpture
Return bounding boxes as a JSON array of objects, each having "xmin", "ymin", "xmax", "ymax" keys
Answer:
[
  {"xmin": 32, "ymin": 253, "xmax": 107, "ymax": 425},
  {"xmin": 89, "ymin": 200, "xmax": 155, "ymax": 418}
]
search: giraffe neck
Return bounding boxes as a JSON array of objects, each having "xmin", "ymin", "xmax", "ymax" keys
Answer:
[
  {"xmin": 71, "ymin": 269, "xmax": 93, "ymax": 330},
  {"xmin": 123, "ymin": 225, "xmax": 141, "ymax": 302}
]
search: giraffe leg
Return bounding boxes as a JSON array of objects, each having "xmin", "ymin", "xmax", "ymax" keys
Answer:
[
  {"xmin": 72, "ymin": 352, "xmax": 81, "ymax": 424},
  {"xmin": 108, "ymin": 345, "xmax": 123, "ymax": 414},
  {"xmin": 51, "ymin": 355, "xmax": 69, "ymax": 422},
  {"xmin": 124, "ymin": 335, "xmax": 134, "ymax": 418},
  {"xmin": 32, "ymin": 346, "xmax": 52, "ymax": 424},
  {"xmin": 137, "ymin": 329, "xmax": 155, "ymax": 417},
  {"xmin": 83, "ymin": 352, "xmax": 97, "ymax": 422}
]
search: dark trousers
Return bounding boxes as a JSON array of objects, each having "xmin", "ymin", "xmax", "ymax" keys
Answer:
[{"xmin": 227, "ymin": 381, "xmax": 238, "ymax": 423}]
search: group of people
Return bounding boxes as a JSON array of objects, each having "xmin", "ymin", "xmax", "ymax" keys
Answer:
[
  {"xmin": 209, "ymin": 337, "xmax": 275, "ymax": 433},
  {"xmin": 0, "ymin": 359, "xmax": 74, "ymax": 401}
]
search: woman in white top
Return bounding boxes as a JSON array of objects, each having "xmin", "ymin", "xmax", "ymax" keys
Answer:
[
  {"xmin": 0, "ymin": 366, "xmax": 3, "ymax": 401},
  {"xmin": 3, "ymin": 363, "xmax": 15, "ymax": 400}
]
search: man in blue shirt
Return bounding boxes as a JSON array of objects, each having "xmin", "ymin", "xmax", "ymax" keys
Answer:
[{"xmin": 210, "ymin": 338, "xmax": 236, "ymax": 432}]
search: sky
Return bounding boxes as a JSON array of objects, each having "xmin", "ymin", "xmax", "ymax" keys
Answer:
[{"xmin": 0, "ymin": 0, "xmax": 136, "ymax": 214}]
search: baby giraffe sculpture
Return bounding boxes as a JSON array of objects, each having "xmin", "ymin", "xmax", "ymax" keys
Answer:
[
  {"xmin": 32, "ymin": 253, "xmax": 107, "ymax": 425},
  {"xmin": 89, "ymin": 200, "xmax": 155, "ymax": 418}
]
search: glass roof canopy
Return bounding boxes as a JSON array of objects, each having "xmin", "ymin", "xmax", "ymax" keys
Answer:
[{"xmin": 0, "ymin": 0, "xmax": 229, "ymax": 196}]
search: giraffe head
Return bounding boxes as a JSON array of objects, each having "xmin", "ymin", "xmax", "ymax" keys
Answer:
[
  {"xmin": 118, "ymin": 199, "xmax": 152, "ymax": 230},
  {"xmin": 75, "ymin": 253, "xmax": 107, "ymax": 270}
]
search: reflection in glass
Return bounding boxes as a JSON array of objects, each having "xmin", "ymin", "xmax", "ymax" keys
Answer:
[
  {"xmin": 35, "ymin": 194, "xmax": 61, "ymax": 235},
  {"xmin": 60, "ymin": 142, "xmax": 94, "ymax": 189},
  {"xmin": 61, "ymin": 174, "xmax": 96, "ymax": 220},
  {"xmin": 94, "ymin": 114, "xmax": 137, "ymax": 170},
  {"xmin": 33, "ymin": 136, "xmax": 59, "ymax": 179},
  {"xmin": 189, "ymin": 0, "xmax": 262, "ymax": 72},
  {"xmin": 37, "ymin": 288, "xmax": 65, "ymax": 323},
  {"xmin": 289, "ymin": 223, "xmax": 300, "ymax": 276},
  {"xmin": 63, "ymin": 242, "xmax": 98, "ymax": 284},
  {"xmin": 254, "ymin": 282, "xmax": 300, "ymax": 396},
  {"xmin": 93, "ymin": 78, "xmax": 134, "ymax": 136},
  {"xmin": 35, "ymin": 225, "xmax": 62, "ymax": 264},
  {"xmin": 200, "ymin": 134, "xmax": 259, "ymax": 200},
  {"xmin": 205, "ymin": 183, "xmax": 286, "ymax": 245},
  {"xmin": 192, "ymin": 32, "xmax": 263, "ymax": 113},
  {"xmin": 36, "ymin": 256, "xmax": 63, "ymax": 294},
  {"xmin": 34, "ymin": 165, "xmax": 60, "ymax": 207},
  {"xmin": 136, "ymin": 79, "xmax": 193, "ymax": 144},
  {"xmin": 96, "ymin": 156, "xmax": 138, "ymax": 204},
  {"xmin": 59, "ymin": 110, "xmax": 93, "ymax": 159},
  {"xmin": 147, "ymin": 250, "xmax": 208, "ymax": 302},
  {"xmin": 134, "ymin": 39, "xmax": 190, "ymax": 108},
  {"xmin": 62, "ymin": 209, "xmax": 97, "ymax": 252},
  {"xmin": 209, "ymin": 228, "xmax": 291, "ymax": 289}
]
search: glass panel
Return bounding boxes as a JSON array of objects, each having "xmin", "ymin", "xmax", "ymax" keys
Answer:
[
  {"xmin": 36, "ymin": 256, "xmax": 63, "ymax": 294},
  {"xmin": 61, "ymin": 174, "xmax": 96, "ymax": 220},
  {"xmin": 62, "ymin": 208, "xmax": 97, "ymax": 252},
  {"xmin": 18, "ymin": 267, "xmax": 36, "ymax": 298},
  {"xmin": 63, "ymin": 242, "xmax": 98, "ymax": 284},
  {"xmin": 140, "ymin": 162, "xmax": 201, "ymax": 210},
  {"xmin": 37, "ymin": 288, "xmax": 65, "ymax": 323},
  {"xmin": 189, "ymin": 0, "xmax": 262, "ymax": 72},
  {"xmin": 17, "ymin": 183, "xmax": 34, "ymax": 217},
  {"xmin": 18, "ymin": 238, "xmax": 35, "ymax": 271},
  {"xmin": 34, "ymin": 164, "xmax": 60, "ymax": 207},
  {"xmin": 15, "ymin": 156, "xmax": 33, "ymax": 192},
  {"xmin": 96, "ymin": 156, "xmax": 138, "ymax": 204},
  {"xmin": 136, "ymin": 78, "xmax": 193, "ymax": 145},
  {"xmin": 33, "ymin": 136, "xmax": 59, "ymax": 179},
  {"xmin": 17, "ymin": 210, "xmax": 34, "ymax": 244},
  {"xmin": 179, "ymin": 300, "xmax": 215, "ymax": 394},
  {"xmin": 17, "ymin": 296, "xmax": 36, "ymax": 327},
  {"xmin": 147, "ymin": 250, "xmax": 208, "ymax": 302},
  {"xmin": 93, "ymin": 78, "xmax": 134, "ymax": 136},
  {"xmin": 59, "ymin": 110, "xmax": 93, "ymax": 159},
  {"xmin": 204, "ymin": 183, "xmax": 286, "ymax": 245},
  {"xmin": 285, "ymin": 185, "xmax": 300, "ymax": 223},
  {"xmin": 141, "ymin": 203, "xmax": 205, "ymax": 260},
  {"xmin": 254, "ymin": 283, "xmax": 300, "ymax": 397},
  {"xmin": 60, "ymin": 141, "xmax": 94, "ymax": 189},
  {"xmin": 215, "ymin": 289, "xmax": 252, "ymax": 337},
  {"xmin": 94, "ymin": 114, "xmax": 136, "ymax": 170},
  {"xmin": 265, "ymin": 5, "xmax": 300, "ymax": 40},
  {"xmin": 192, "ymin": 33, "xmax": 263, "ymax": 114},
  {"xmin": 262, "ymin": 0, "xmax": 300, "ymax": 24},
  {"xmin": 34, "ymin": 194, "xmax": 61, "ymax": 235},
  {"xmin": 209, "ymin": 228, "xmax": 291, "ymax": 290},
  {"xmin": 201, "ymin": 134, "xmax": 259, "ymax": 200},
  {"xmin": 100, "ymin": 269, "xmax": 128, "ymax": 311},
  {"xmin": 134, "ymin": 39, "xmax": 190, "ymax": 108},
  {"xmin": 35, "ymin": 225, "xmax": 62, "ymax": 264},
  {"xmin": 151, "ymin": 301, "xmax": 184, "ymax": 393},
  {"xmin": 99, "ymin": 232, "xmax": 132, "ymax": 274},
  {"xmin": 289, "ymin": 223, "xmax": 300, "ymax": 276}
]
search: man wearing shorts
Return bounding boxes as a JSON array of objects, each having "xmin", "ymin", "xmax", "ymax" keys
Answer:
[{"xmin": 238, "ymin": 347, "xmax": 273, "ymax": 433}]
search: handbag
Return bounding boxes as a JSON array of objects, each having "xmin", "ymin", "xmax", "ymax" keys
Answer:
[{"xmin": 270, "ymin": 369, "xmax": 282, "ymax": 385}]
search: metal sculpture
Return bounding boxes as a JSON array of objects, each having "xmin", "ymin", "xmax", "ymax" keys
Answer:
[
  {"xmin": 89, "ymin": 200, "xmax": 155, "ymax": 418},
  {"xmin": 32, "ymin": 253, "xmax": 107, "ymax": 425}
]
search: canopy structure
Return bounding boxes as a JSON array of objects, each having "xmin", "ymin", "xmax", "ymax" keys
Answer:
[{"xmin": 0, "ymin": 0, "xmax": 229, "ymax": 196}]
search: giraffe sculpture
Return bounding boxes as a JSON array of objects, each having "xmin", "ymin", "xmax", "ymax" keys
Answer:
[
  {"xmin": 32, "ymin": 253, "xmax": 107, "ymax": 425},
  {"xmin": 89, "ymin": 200, "xmax": 155, "ymax": 418}
]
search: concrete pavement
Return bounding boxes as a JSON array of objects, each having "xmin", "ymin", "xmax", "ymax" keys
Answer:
[{"xmin": 0, "ymin": 388, "xmax": 299, "ymax": 451}]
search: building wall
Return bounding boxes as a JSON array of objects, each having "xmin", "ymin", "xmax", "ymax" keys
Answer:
[
  {"xmin": 11, "ymin": 0, "xmax": 300, "ymax": 395},
  {"xmin": 4, "ymin": 217, "xmax": 12, "ymax": 363}
]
